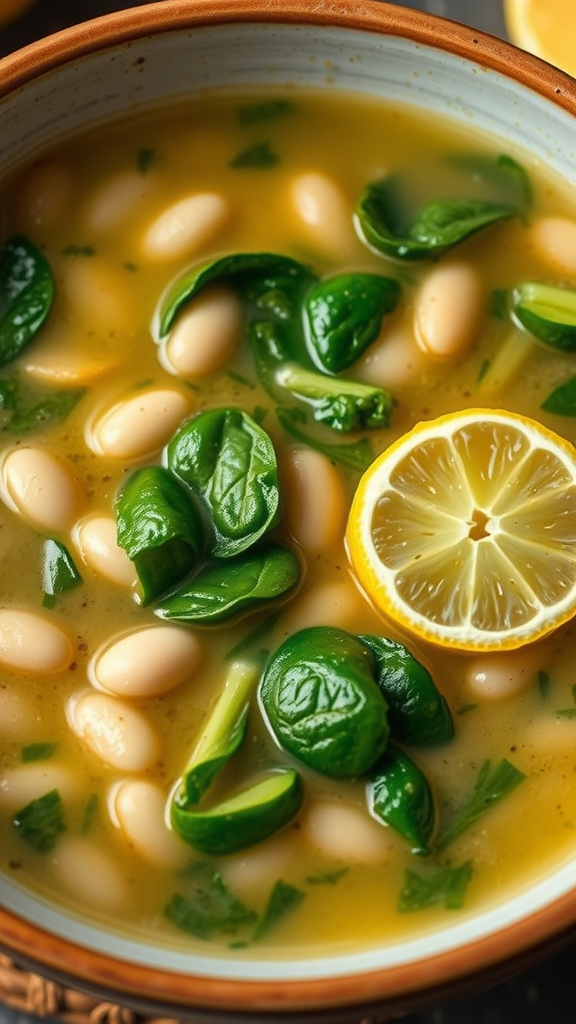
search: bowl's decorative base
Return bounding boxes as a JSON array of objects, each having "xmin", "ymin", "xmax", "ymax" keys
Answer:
[{"xmin": 0, "ymin": 954, "xmax": 179, "ymax": 1024}]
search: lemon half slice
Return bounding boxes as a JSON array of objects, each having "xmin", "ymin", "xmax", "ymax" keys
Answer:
[
  {"xmin": 346, "ymin": 409, "xmax": 576, "ymax": 651},
  {"xmin": 504, "ymin": 0, "xmax": 576, "ymax": 78}
]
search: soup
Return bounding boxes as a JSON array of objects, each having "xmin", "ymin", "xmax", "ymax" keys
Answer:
[{"xmin": 1, "ymin": 90, "xmax": 576, "ymax": 957}]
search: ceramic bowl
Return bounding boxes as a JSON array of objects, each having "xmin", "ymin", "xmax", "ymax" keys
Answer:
[{"xmin": 2, "ymin": 3, "xmax": 576, "ymax": 1022}]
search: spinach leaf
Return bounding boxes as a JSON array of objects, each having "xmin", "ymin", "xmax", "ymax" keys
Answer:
[
  {"xmin": 368, "ymin": 744, "xmax": 435, "ymax": 855},
  {"xmin": 229, "ymin": 142, "xmax": 279, "ymax": 168},
  {"xmin": 12, "ymin": 789, "xmax": 65, "ymax": 853},
  {"xmin": 398, "ymin": 860, "xmax": 473, "ymax": 912},
  {"xmin": 0, "ymin": 235, "xmax": 54, "ymax": 367},
  {"xmin": 115, "ymin": 465, "xmax": 205, "ymax": 604},
  {"xmin": 356, "ymin": 176, "xmax": 516, "ymax": 260},
  {"xmin": 164, "ymin": 863, "xmax": 257, "ymax": 940},
  {"xmin": 274, "ymin": 361, "xmax": 392, "ymax": 432},
  {"xmin": 305, "ymin": 272, "xmax": 400, "ymax": 372},
  {"xmin": 42, "ymin": 539, "xmax": 83, "ymax": 608},
  {"xmin": 158, "ymin": 543, "xmax": 301, "ymax": 624},
  {"xmin": 436, "ymin": 758, "xmax": 525, "ymax": 852},
  {"xmin": 541, "ymin": 375, "xmax": 576, "ymax": 415},
  {"xmin": 260, "ymin": 626, "xmax": 389, "ymax": 779},
  {"xmin": 21, "ymin": 742, "xmax": 57, "ymax": 763},
  {"xmin": 167, "ymin": 407, "xmax": 281, "ymax": 559},
  {"xmin": 276, "ymin": 406, "xmax": 375, "ymax": 472},
  {"xmin": 446, "ymin": 153, "xmax": 532, "ymax": 215},
  {"xmin": 252, "ymin": 880, "xmax": 305, "ymax": 941},
  {"xmin": 6, "ymin": 388, "xmax": 85, "ymax": 435}
]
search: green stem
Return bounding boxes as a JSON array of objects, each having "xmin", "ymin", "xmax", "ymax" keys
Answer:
[{"xmin": 478, "ymin": 326, "xmax": 535, "ymax": 395}]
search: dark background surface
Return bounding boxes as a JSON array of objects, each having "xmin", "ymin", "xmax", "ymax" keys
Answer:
[{"xmin": 1, "ymin": 1, "xmax": 576, "ymax": 1022}]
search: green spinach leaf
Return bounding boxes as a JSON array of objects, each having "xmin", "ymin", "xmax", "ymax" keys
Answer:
[
  {"xmin": 305, "ymin": 272, "xmax": 400, "ymax": 372},
  {"xmin": 0, "ymin": 236, "xmax": 55, "ymax": 367},
  {"xmin": 12, "ymin": 789, "xmax": 65, "ymax": 853}
]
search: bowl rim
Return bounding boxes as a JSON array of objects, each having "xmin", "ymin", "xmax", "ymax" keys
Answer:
[{"xmin": 3, "ymin": 0, "xmax": 576, "ymax": 1017}]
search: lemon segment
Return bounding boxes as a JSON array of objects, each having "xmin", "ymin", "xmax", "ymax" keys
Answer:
[{"xmin": 346, "ymin": 409, "xmax": 576, "ymax": 651}]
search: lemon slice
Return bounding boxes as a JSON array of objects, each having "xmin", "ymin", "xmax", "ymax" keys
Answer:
[
  {"xmin": 504, "ymin": 0, "xmax": 576, "ymax": 77},
  {"xmin": 346, "ymin": 409, "xmax": 576, "ymax": 651}
]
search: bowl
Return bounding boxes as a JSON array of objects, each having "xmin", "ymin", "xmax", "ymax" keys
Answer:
[{"xmin": 3, "ymin": 2, "xmax": 576, "ymax": 1022}]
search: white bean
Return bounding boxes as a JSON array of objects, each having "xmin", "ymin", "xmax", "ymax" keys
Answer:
[
  {"xmin": 282, "ymin": 449, "xmax": 346, "ymax": 554},
  {"xmin": 357, "ymin": 322, "xmax": 427, "ymax": 388},
  {"xmin": 302, "ymin": 801, "xmax": 395, "ymax": 864},
  {"xmin": 0, "ymin": 609, "xmax": 72, "ymax": 673},
  {"xmin": 222, "ymin": 832, "xmax": 297, "ymax": 900},
  {"xmin": 161, "ymin": 284, "xmax": 243, "ymax": 380},
  {"xmin": 90, "ymin": 625, "xmax": 202, "ymax": 699},
  {"xmin": 528, "ymin": 216, "xmax": 576, "ymax": 277},
  {"xmin": 143, "ymin": 193, "xmax": 229, "ymax": 260},
  {"xmin": 279, "ymin": 579, "xmax": 368, "ymax": 635},
  {"xmin": 50, "ymin": 835, "xmax": 128, "ymax": 912},
  {"xmin": 86, "ymin": 387, "xmax": 192, "ymax": 460},
  {"xmin": 112, "ymin": 779, "xmax": 189, "ymax": 869},
  {"xmin": 16, "ymin": 162, "xmax": 71, "ymax": 229},
  {"xmin": 73, "ymin": 515, "xmax": 137, "ymax": 588},
  {"xmin": 67, "ymin": 691, "xmax": 161, "ymax": 772},
  {"xmin": 414, "ymin": 261, "xmax": 485, "ymax": 360},
  {"xmin": 291, "ymin": 172, "xmax": 355, "ymax": 256},
  {"xmin": 464, "ymin": 649, "xmax": 540, "ymax": 701},
  {"xmin": 0, "ymin": 447, "xmax": 84, "ymax": 533},
  {"xmin": 83, "ymin": 170, "xmax": 153, "ymax": 233},
  {"xmin": 22, "ymin": 325, "xmax": 120, "ymax": 385},
  {"xmin": 0, "ymin": 763, "xmax": 80, "ymax": 810}
]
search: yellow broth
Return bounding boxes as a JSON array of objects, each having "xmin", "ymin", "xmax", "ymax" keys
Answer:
[{"xmin": 1, "ymin": 90, "xmax": 576, "ymax": 957}]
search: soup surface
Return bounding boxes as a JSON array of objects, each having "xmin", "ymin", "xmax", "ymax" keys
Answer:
[{"xmin": 1, "ymin": 90, "xmax": 576, "ymax": 958}]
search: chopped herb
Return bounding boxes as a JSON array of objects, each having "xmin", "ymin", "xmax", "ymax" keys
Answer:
[
  {"xmin": 276, "ymin": 406, "xmax": 375, "ymax": 473},
  {"xmin": 164, "ymin": 863, "xmax": 257, "ymax": 940},
  {"xmin": 81, "ymin": 794, "xmax": 99, "ymax": 834},
  {"xmin": 539, "ymin": 670, "xmax": 551, "ymax": 700},
  {"xmin": 252, "ymin": 880, "xmax": 305, "ymax": 941},
  {"xmin": 436, "ymin": 758, "xmax": 526, "ymax": 852},
  {"xmin": 6, "ymin": 387, "xmax": 85, "ymax": 436},
  {"xmin": 123, "ymin": 261, "xmax": 138, "ymax": 273},
  {"xmin": 42, "ymin": 538, "xmax": 83, "ymax": 607},
  {"xmin": 227, "ymin": 369, "xmax": 255, "ymax": 388},
  {"xmin": 13, "ymin": 789, "xmax": 65, "ymax": 853},
  {"xmin": 457, "ymin": 703, "xmax": 479, "ymax": 716},
  {"xmin": 476, "ymin": 359, "xmax": 491, "ymax": 383},
  {"xmin": 61, "ymin": 244, "xmax": 96, "ymax": 257},
  {"xmin": 229, "ymin": 141, "xmax": 279, "ymax": 169},
  {"xmin": 237, "ymin": 99, "xmax": 296, "ymax": 125},
  {"xmin": 21, "ymin": 742, "xmax": 57, "ymax": 763},
  {"xmin": 398, "ymin": 860, "xmax": 473, "ymax": 912},
  {"xmin": 305, "ymin": 867, "xmax": 349, "ymax": 885},
  {"xmin": 137, "ymin": 147, "xmax": 159, "ymax": 174},
  {"xmin": 541, "ymin": 375, "xmax": 576, "ymax": 416},
  {"xmin": 489, "ymin": 288, "xmax": 509, "ymax": 320},
  {"xmin": 556, "ymin": 682, "xmax": 576, "ymax": 718}
]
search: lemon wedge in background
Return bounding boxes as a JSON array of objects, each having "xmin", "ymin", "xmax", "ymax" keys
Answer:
[
  {"xmin": 504, "ymin": 0, "xmax": 576, "ymax": 77},
  {"xmin": 346, "ymin": 409, "xmax": 576, "ymax": 652}
]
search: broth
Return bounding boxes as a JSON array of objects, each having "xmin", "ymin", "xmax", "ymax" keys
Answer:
[{"xmin": 1, "ymin": 90, "xmax": 576, "ymax": 957}]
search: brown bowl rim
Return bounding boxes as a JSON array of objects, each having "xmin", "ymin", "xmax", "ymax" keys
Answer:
[{"xmin": 3, "ymin": 0, "xmax": 576, "ymax": 1015}]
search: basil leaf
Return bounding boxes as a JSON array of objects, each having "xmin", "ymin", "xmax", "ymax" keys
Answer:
[
  {"xmin": 276, "ymin": 406, "xmax": 375, "ymax": 472},
  {"xmin": 305, "ymin": 272, "xmax": 400, "ymax": 372},
  {"xmin": 158, "ymin": 544, "xmax": 301, "ymax": 624},
  {"xmin": 398, "ymin": 860, "xmax": 473, "ymax": 912},
  {"xmin": 0, "ymin": 235, "xmax": 54, "ymax": 367},
  {"xmin": 21, "ymin": 742, "xmax": 57, "ymax": 763},
  {"xmin": 252, "ymin": 880, "xmax": 305, "ymax": 941},
  {"xmin": 167, "ymin": 407, "xmax": 281, "ymax": 559},
  {"xmin": 541, "ymin": 375, "xmax": 576, "ymax": 416},
  {"xmin": 13, "ymin": 789, "xmax": 65, "ymax": 853},
  {"xmin": 229, "ymin": 141, "xmax": 279, "ymax": 169},
  {"xmin": 42, "ymin": 539, "xmax": 83, "ymax": 607},
  {"xmin": 115, "ymin": 465, "xmax": 205, "ymax": 604},
  {"xmin": 164, "ymin": 863, "xmax": 257, "ymax": 939},
  {"xmin": 356, "ymin": 176, "xmax": 516, "ymax": 260}
]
